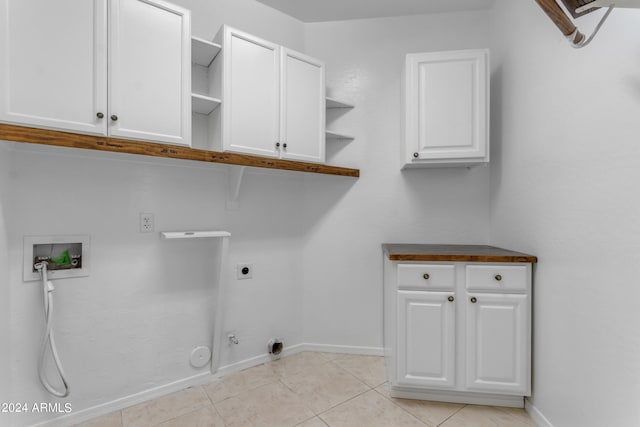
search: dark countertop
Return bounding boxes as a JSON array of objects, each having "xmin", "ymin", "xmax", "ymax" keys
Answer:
[{"xmin": 383, "ymin": 244, "xmax": 537, "ymax": 263}]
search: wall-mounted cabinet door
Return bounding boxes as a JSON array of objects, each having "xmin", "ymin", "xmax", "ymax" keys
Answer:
[
  {"xmin": 404, "ymin": 49, "xmax": 489, "ymax": 168},
  {"xmin": 465, "ymin": 293, "xmax": 530, "ymax": 395},
  {"xmin": 0, "ymin": 0, "xmax": 108, "ymax": 135},
  {"xmin": 280, "ymin": 48, "xmax": 325, "ymax": 163},
  {"xmin": 222, "ymin": 27, "xmax": 280, "ymax": 158},
  {"xmin": 109, "ymin": 0, "xmax": 191, "ymax": 145},
  {"xmin": 396, "ymin": 290, "xmax": 456, "ymax": 388}
]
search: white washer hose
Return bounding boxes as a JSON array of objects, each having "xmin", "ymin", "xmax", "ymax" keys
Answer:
[{"xmin": 34, "ymin": 262, "xmax": 70, "ymax": 398}]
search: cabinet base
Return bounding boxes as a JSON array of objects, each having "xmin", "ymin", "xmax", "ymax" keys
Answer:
[{"xmin": 389, "ymin": 386, "xmax": 525, "ymax": 408}]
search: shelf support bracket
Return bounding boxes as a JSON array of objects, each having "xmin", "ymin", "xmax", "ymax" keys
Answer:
[{"xmin": 227, "ymin": 166, "xmax": 246, "ymax": 210}]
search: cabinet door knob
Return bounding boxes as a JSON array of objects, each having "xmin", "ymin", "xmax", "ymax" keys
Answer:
[
  {"xmin": 448, "ymin": 296, "xmax": 454, "ymax": 302},
  {"xmin": 96, "ymin": 112, "xmax": 104, "ymax": 119},
  {"xmin": 413, "ymin": 152, "xmax": 419, "ymax": 158},
  {"xmin": 470, "ymin": 297, "xmax": 477, "ymax": 303},
  {"xmin": 423, "ymin": 273, "xmax": 430, "ymax": 280},
  {"xmin": 110, "ymin": 115, "xmax": 118, "ymax": 121},
  {"xmin": 495, "ymin": 274, "xmax": 502, "ymax": 281},
  {"xmin": 283, "ymin": 143, "xmax": 287, "ymax": 148},
  {"xmin": 276, "ymin": 142, "xmax": 280, "ymax": 148}
]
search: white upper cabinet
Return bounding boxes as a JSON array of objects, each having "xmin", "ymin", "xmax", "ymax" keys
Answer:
[
  {"xmin": 223, "ymin": 27, "xmax": 281, "ymax": 158},
  {"xmin": 109, "ymin": 0, "xmax": 191, "ymax": 145},
  {"xmin": 214, "ymin": 26, "xmax": 325, "ymax": 163},
  {"xmin": 0, "ymin": 0, "xmax": 108, "ymax": 135},
  {"xmin": 0, "ymin": 0, "xmax": 191, "ymax": 146},
  {"xmin": 404, "ymin": 49, "xmax": 489, "ymax": 168},
  {"xmin": 280, "ymin": 48, "xmax": 325, "ymax": 163}
]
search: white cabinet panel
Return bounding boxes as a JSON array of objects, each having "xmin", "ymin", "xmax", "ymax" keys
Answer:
[
  {"xmin": 0, "ymin": 0, "xmax": 190, "ymax": 146},
  {"xmin": 213, "ymin": 26, "xmax": 325, "ymax": 163},
  {"xmin": 466, "ymin": 265, "xmax": 529, "ymax": 293},
  {"xmin": 397, "ymin": 291, "xmax": 455, "ymax": 388},
  {"xmin": 109, "ymin": 0, "xmax": 191, "ymax": 145},
  {"xmin": 404, "ymin": 49, "xmax": 489, "ymax": 168},
  {"xmin": 397, "ymin": 264, "xmax": 455, "ymax": 291},
  {"xmin": 466, "ymin": 293, "xmax": 530, "ymax": 395},
  {"xmin": 223, "ymin": 28, "xmax": 280, "ymax": 157},
  {"xmin": 0, "ymin": 0, "xmax": 107, "ymax": 135},
  {"xmin": 280, "ymin": 48, "xmax": 325, "ymax": 163}
]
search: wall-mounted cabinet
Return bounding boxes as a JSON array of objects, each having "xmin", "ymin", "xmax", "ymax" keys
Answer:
[
  {"xmin": 403, "ymin": 49, "xmax": 489, "ymax": 168},
  {"xmin": 0, "ymin": 0, "xmax": 192, "ymax": 146},
  {"xmin": 196, "ymin": 26, "xmax": 325, "ymax": 163}
]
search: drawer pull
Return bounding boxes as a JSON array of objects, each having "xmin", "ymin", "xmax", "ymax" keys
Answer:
[
  {"xmin": 423, "ymin": 273, "xmax": 430, "ymax": 280},
  {"xmin": 448, "ymin": 296, "xmax": 454, "ymax": 302},
  {"xmin": 470, "ymin": 297, "xmax": 477, "ymax": 303},
  {"xmin": 495, "ymin": 274, "xmax": 502, "ymax": 281}
]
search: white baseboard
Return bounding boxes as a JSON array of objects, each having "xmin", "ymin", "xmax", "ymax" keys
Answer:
[
  {"xmin": 215, "ymin": 343, "xmax": 383, "ymax": 377},
  {"xmin": 390, "ymin": 387, "xmax": 524, "ymax": 408},
  {"xmin": 525, "ymin": 398, "xmax": 553, "ymax": 427},
  {"xmin": 302, "ymin": 343, "xmax": 384, "ymax": 356},
  {"xmin": 215, "ymin": 343, "xmax": 306, "ymax": 377},
  {"xmin": 29, "ymin": 343, "xmax": 384, "ymax": 427},
  {"xmin": 30, "ymin": 372, "xmax": 214, "ymax": 427}
]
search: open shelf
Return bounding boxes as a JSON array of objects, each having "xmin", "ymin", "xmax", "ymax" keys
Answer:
[
  {"xmin": 0, "ymin": 124, "xmax": 359, "ymax": 178},
  {"xmin": 192, "ymin": 93, "xmax": 221, "ymax": 115},
  {"xmin": 326, "ymin": 97, "xmax": 354, "ymax": 109},
  {"xmin": 192, "ymin": 36, "xmax": 221, "ymax": 67},
  {"xmin": 326, "ymin": 130, "xmax": 355, "ymax": 141}
]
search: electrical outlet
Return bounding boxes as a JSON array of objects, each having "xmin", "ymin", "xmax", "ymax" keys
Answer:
[
  {"xmin": 236, "ymin": 263, "xmax": 253, "ymax": 279},
  {"xmin": 140, "ymin": 213, "xmax": 154, "ymax": 233}
]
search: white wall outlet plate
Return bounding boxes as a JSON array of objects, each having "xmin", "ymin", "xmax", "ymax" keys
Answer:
[
  {"xmin": 236, "ymin": 263, "xmax": 253, "ymax": 279},
  {"xmin": 140, "ymin": 213, "xmax": 154, "ymax": 233}
]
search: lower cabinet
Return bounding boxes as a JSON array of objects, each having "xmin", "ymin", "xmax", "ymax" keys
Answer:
[
  {"xmin": 384, "ymin": 254, "xmax": 533, "ymax": 407},
  {"xmin": 465, "ymin": 293, "xmax": 530, "ymax": 394},
  {"xmin": 397, "ymin": 291, "xmax": 455, "ymax": 388}
]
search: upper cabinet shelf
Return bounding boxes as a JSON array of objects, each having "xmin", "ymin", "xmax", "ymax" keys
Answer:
[
  {"xmin": 326, "ymin": 97, "xmax": 354, "ymax": 109},
  {"xmin": 325, "ymin": 130, "xmax": 354, "ymax": 141},
  {"xmin": 191, "ymin": 36, "xmax": 221, "ymax": 67},
  {"xmin": 192, "ymin": 93, "xmax": 221, "ymax": 115}
]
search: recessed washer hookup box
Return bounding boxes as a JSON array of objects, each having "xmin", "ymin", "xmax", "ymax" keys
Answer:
[{"xmin": 23, "ymin": 235, "xmax": 90, "ymax": 282}]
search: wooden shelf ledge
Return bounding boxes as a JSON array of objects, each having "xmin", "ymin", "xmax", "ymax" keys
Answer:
[{"xmin": 0, "ymin": 124, "xmax": 360, "ymax": 178}]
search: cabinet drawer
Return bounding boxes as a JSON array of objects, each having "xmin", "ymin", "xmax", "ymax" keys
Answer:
[
  {"xmin": 466, "ymin": 265, "xmax": 528, "ymax": 292},
  {"xmin": 397, "ymin": 264, "xmax": 455, "ymax": 290}
]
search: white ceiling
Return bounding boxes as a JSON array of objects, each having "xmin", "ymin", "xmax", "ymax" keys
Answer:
[{"xmin": 254, "ymin": 0, "xmax": 496, "ymax": 23}]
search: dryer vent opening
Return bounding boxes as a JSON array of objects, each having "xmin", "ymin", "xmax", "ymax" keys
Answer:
[{"xmin": 267, "ymin": 338, "xmax": 283, "ymax": 359}]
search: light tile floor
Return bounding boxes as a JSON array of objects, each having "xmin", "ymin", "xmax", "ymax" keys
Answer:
[{"xmin": 77, "ymin": 352, "xmax": 537, "ymax": 427}]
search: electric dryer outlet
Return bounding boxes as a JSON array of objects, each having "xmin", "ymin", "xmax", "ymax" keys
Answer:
[{"xmin": 237, "ymin": 264, "xmax": 253, "ymax": 279}]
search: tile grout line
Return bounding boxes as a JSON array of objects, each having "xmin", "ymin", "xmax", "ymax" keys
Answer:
[
  {"xmin": 371, "ymin": 386, "xmax": 430, "ymax": 427},
  {"xmin": 436, "ymin": 404, "xmax": 468, "ymax": 426}
]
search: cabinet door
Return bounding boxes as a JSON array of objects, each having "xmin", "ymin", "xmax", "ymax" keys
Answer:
[
  {"xmin": 280, "ymin": 48, "xmax": 325, "ymax": 163},
  {"xmin": 0, "ymin": 0, "xmax": 107, "ymax": 135},
  {"xmin": 109, "ymin": 0, "xmax": 191, "ymax": 145},
  {"xmin": 396, "ymin": 291, "xmax": 455, "ymax": 388},
  {"xmin": 404, "ymin": 49, "xmax": 489, "ymax": 167},
  {"xmin": 223, "ymin": 28, "xmax": 280, "ymax": 157},
  {"xmin": 466, "ymin": 293, "xmax": 530, "ymax": 395}
]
